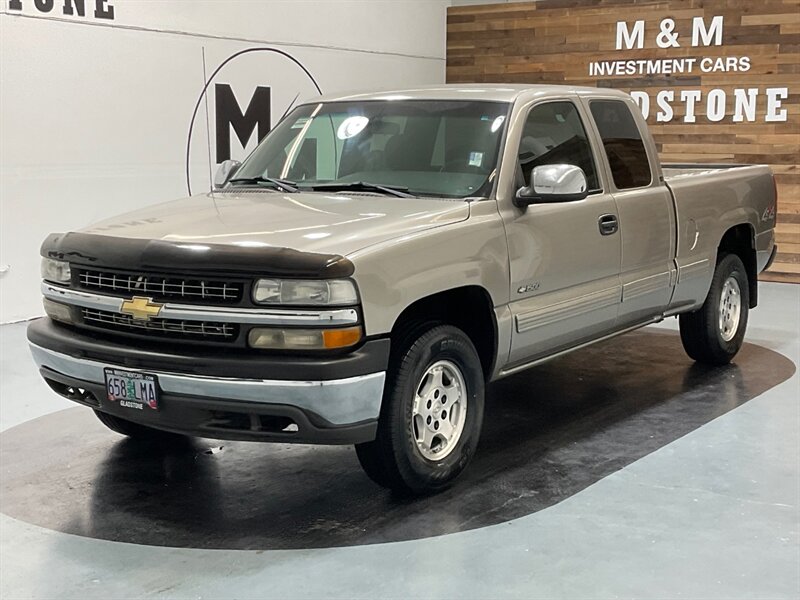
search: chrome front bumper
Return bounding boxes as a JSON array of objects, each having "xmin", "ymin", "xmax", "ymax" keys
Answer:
[{"xmin": 29, "ymin": 343, "xmax": 386, "ymax": 426}]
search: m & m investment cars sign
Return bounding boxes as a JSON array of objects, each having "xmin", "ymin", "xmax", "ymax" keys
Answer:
[{"xmin": 590, "ymin": 16, "xmax": 789, "ymax": 123}]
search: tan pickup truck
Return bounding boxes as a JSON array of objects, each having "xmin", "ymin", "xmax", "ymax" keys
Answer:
[{"xmin": 29, "ymin": 84, "xmax": 777, "ymax": 494}]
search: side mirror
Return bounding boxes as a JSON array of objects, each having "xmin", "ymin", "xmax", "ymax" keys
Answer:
[
  {"xmin": 514, "ymin": 164, "xmax": 588, "ymax": 208},
  {"xmin": 213, "ymin": 159, "xmax": 241, "ymax": 189}
]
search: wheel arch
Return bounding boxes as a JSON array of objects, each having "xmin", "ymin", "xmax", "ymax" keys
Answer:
[
  {"xmin": 718, "ymin": 223, "xmax": 758, "ymax": 308},
  {"xmin": 389, "ymin": 285, "xmax": 498, "ymax": 380}
]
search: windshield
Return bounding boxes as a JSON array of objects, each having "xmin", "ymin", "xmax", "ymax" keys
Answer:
[{"xmin": 232, "ymin": 99, "xmax": 510, "ymax": 198}]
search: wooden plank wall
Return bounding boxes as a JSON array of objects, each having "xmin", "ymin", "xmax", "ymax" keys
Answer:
[{"xmin": 447, "ymin": 0, "xmax": 800, "ymax": 282}]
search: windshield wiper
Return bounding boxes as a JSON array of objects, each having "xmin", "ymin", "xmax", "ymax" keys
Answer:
[
  {"xmin": 301, "ymin": 181, "xmax": 416, "ymax": 198},
  {"xmin": 227, "ymin": 176, "xmax": 298, "ymax": 193}
]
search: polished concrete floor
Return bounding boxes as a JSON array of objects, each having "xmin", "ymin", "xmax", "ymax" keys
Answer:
[{"xmin": 1, "ymin": 282, "xmax": 798, "ymax": 599}]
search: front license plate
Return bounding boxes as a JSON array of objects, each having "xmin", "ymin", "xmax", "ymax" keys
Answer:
[{"xmin": 104, "ymin": 368, "xmax": 159, "ymax": 411}]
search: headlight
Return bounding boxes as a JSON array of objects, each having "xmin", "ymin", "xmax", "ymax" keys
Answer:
[
  {"xmin": 248, "ymin": 326, "xmax": 362, "ymax": 350},
  {"xmin": 252, "ymin": 278, "xmax": 358, "ymax": 306},
  {"xmin": 41, "ymin": 258, "xmax": 71, "ymax": 283}
]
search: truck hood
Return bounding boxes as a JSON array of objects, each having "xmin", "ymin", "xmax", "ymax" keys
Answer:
[{"xmin": 83, "ymin": 190, "xmax": 469, "ymax": 257}]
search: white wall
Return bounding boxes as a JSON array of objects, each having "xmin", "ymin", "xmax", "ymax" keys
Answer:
[{"xmin": 0, "ymin": 0, "xmax": 448, "ymax": 323}]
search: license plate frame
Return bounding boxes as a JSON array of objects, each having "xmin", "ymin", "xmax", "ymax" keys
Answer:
[{"xmin": 103, "ymin": 368, "xmax": 160, "ymax": 411}]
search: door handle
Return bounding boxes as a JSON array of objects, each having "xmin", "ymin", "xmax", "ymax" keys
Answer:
[{"xmin": 598, "ymin": 214, "xmax": 618, "ymax": 236}]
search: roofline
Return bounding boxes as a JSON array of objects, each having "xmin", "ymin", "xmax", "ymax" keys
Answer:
[{"xmin": 293, "ymin": 84, "xmax": 630, "ymax": 105}]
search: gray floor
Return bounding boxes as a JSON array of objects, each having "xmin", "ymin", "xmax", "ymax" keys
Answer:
[{"xmin": 1, "ymin": 282, "xmax": 798, "ymax": 599}]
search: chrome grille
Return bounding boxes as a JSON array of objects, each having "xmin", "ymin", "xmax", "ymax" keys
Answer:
[
  {"xmin": 80, "ymin": 308, "xmax": 238, "ymax": 341},
  {"xmin": 78, "ymin": 269, "xmax": 243, "ymax": 303}
]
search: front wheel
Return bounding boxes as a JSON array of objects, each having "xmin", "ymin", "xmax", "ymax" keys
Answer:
[
  {"xmin": 679, "ymin": 252, "xmax": 749, "ymax": 365},
  {"xmin": 355, "ymin": 324, "xmax": 485, "ymax": 495}
]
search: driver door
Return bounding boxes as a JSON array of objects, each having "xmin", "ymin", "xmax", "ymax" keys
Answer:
[{"xmin": 504, "ymin": 99, "xmax": 622, "ymax": 366}]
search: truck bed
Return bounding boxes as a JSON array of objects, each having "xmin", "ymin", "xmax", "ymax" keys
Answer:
[
  {"xmin": 660, "ymin": 162, "xmax": 776, "ymax": 311},
  {"xmin": 662, "ymin": 163, "xmax": 761, "ymax": 180}
]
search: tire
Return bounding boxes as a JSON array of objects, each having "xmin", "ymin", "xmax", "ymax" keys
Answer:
[
  {"xmin": 94, "ymin": 410, "xmax": 187, "ymax": 441},
  {"xmin": 679, "ymin": 252, "xmax": 749, "ymax": 366},
  {"xmin": 355, "ymin": 324, "xmax": 485, "ymax": 495}
]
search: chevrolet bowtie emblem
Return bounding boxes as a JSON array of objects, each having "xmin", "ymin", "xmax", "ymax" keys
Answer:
[{"xmin": 120, "ymin": 296, "xmax": 163, "ymax": 321}]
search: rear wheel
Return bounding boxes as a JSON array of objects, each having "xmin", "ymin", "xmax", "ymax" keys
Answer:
[
  {"xmin": 679, "ymin": 252, "xmax": 749, "ymax": 365},
  {"xmin": 355, "ymin": 324, "xmax": 485, "ymax": 495},
  {"xmin": 94, "ymin": 410, "xmax": 187, "ymax": 441}
]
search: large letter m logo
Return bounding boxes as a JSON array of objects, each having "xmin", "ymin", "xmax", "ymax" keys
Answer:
[{"xmin": 215, "ymin": 84, "xmax": 271, "ymax": 163}]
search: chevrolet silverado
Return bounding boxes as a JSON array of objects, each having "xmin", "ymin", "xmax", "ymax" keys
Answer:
[{"xmin": 29, "ymin": 85, "xmax": 778, "ymax": 494}]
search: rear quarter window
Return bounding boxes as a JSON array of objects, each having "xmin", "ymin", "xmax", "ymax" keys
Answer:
[{"xmin": 589, "ymin": 100, "xmax": 652, "ymax": 190}]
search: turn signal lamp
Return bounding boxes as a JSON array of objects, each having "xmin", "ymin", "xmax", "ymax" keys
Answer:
[
  {"xmin": 43, "ymin": 298, "xmax": 75, "ymax": 324},
  {"xmin": 248, "ymin": 326, "xmax": 362, "ymax": 350}
]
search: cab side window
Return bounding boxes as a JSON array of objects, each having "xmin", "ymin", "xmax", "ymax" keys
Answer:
[
  {"xmin": 589, "ymin": 100, "xmax": 652, "ymax": 189},
  {"xmin": 518, "ymin": 101, "xmax": 600, "ymax": 192}
]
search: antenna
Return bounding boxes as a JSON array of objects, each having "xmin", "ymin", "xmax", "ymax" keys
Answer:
[{"xmin": 278, "ymin": 93, "xmax": 301, "ymax": 124}]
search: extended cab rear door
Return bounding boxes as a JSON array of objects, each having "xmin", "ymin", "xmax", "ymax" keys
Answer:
[{"xmin": 580, "ymin": 95, "xmax": 677, "ymax": 327}]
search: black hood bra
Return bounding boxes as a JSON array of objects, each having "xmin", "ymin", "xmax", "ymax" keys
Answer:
[{"xmin": 41, "ymin": 232, "xmax": 355, "ymax": 279}]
